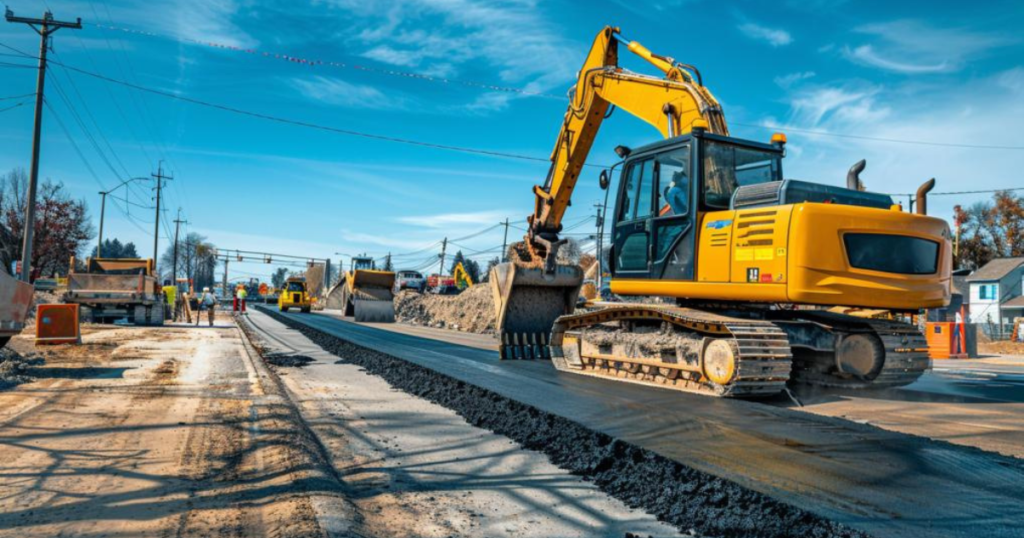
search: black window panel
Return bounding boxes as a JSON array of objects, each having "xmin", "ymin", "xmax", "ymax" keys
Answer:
[{"xmin": 843, "ymin": 233, "xmax": 939, "ymax": 275}]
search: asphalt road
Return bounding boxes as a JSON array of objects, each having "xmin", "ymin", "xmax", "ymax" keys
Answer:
[{"xmin": 264, "ymin": 309, "xmax": 1024, "ymax": 538}]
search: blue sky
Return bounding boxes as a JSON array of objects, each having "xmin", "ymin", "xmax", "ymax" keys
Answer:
[{"xmin": 1, "ymin": 0, "xmax": 1022, "ymax": 282}]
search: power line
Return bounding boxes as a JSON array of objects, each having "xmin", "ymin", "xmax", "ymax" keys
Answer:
[
  {"xmin": 0, "ymin": 100, "xmax": 31, "ymax": 114},
  {"xmin": 88, "ymin": 21, "xmax": 564, "ymax": 100},
  {"xmin": 51, "ymin": 60, "xmax": 600, "ymax": 166}
]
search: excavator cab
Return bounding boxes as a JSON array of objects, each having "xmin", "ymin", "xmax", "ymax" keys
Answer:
[{"xmin": 608, "ymin": 131, "xmax": 783, "ymax": 282}]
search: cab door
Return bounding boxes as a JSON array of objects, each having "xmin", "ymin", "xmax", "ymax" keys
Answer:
[{"xmin": 612, "ymin": 158, "xmax": 655, "ymax": 277}]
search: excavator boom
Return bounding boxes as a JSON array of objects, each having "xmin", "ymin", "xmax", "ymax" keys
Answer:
[
  {"xmin": 493, "ymin": 26, "xmax": 729, "ymax": 358},
  {"xmin": 528, "ymin": 26, "xmax": 727, "ymax": 266}
]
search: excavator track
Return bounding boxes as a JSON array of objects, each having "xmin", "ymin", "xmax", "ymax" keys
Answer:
[
  {"xmin": 549, "ymin": 304, "xmax": 792, "ymax": 397},
  {"xmin": 786, "ymin": 316, "xmax": 931, "ymax": 390}
]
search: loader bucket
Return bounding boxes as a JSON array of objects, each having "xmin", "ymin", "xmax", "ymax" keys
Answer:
[
  {"xmin": 349, "ymin": 270, "xmax": 396, "ymax": 301},
  {"xmin": 490, "ymin": 262, "xmax": 583, "ymax": 360}
]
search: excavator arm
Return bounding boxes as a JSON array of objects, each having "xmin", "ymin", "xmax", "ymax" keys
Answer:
[{"xmin": 526, "ymin": 26, "xmax": 728, "ymax": 269}]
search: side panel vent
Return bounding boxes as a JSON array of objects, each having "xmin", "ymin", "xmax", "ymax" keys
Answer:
[{"xmin": 732, "ymin": 182, "xmax": 783, "ymax": 209}]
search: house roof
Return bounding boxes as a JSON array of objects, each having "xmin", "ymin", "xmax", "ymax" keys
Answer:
[
  {"xmin": 1002, "ymin": 296, "xmax": 1024, "ymax": 309},
  {"xmin": 966, "ymin": 257, "xmax": 1024, "ymax": 282}
]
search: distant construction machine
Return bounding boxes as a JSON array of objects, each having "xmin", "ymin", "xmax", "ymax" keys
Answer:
[
  {"xmin": 278, "ymin": 276, "xmax": 311, "ymax": 313},
  {"xmin": 0, "ymin": 269, "xmax": 33, "ymax": 349},
  {"xmin": 64, "ymin": 258, "xmax": 166, "ymax": 326},
  {"xmin": 326, "ymin": 256, "xmax": 396, "ymax": 322},
  {"xmin": 490, "ymin": 26, "xmax": 951, "ymax": 397}
]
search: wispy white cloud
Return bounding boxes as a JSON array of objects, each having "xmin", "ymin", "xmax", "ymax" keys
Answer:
[
  {"xmin": 321, "ymin": 0, "xmax": 577, "ymax": 113},
  {"xmin": 288, "ymin": 76, "xmax": 406, "ymax": 110},
  {"xmin": 841, "ymin": 20, "xmax": 1015, "ymax": 74},
  {"xmin": 843, "ymin": 45, "xmax": 950, "ymax": 74},
  {"xmin": 756, "ymin": 67, "xmax": 1024, "ymax": 219},
  {"xmin": 738, "ymin": 22, "xmax": 793, "ymax": 47},
  {"xmin": 774, "ymin": 71, "xmax": 816, "ymax": 89},
  {"xmin": 397, "ymin": 210, "xmax": 512, "ymax": 229}
]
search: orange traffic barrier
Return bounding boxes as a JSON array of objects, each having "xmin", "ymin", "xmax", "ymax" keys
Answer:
[{"xmin": 35, "ymin": 304, "xmax": 81, "ymax": 345}]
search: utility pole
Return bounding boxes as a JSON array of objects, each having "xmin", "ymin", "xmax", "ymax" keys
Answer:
[
  {"xmin": 96, "ymin": 177, "xmax": 147, "ymax": 259},
  {"xmin": 152, "ymin": 161, "xmax": 172, "ymax": 266},
  {"xmin": 500, "ymin": 218, "xmax": 510, "ymax": 262},
  {"xmin": 324, "ymin": 258, "xmax": 332, "ymax": 293},
  {"xmin": 594, "ymin": 203, "xmax": 604, "ymax": 288},
  {"xmin": 5, "ymin": 9, "xmax": 81, "ymax": 281},
  {"xmin": 222, "ymin": 256, "xmax": 229, "ymax": 297},
  {"xmin": 172, "ymin": 208, "xmax": 187, "ymax": 286},
  {"xmin": 438, "ymin": 238, "xmax": 448, "ymax": 277}
]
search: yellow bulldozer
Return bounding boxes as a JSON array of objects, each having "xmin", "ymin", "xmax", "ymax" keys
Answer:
[
  {"xmin": 491, "ymin": 26, "xmax": 951, "ymax": 397},
  {"xmin": 326, "ymin": 256, "xmax": 396, "ymax": 322}
]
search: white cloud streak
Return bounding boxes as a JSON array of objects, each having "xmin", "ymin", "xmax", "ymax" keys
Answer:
[
  {"xmin": 842, "ymin": 20, "xmax": 1015, "ymax": 74},
  {"xmin": 397, "ymin": 210, "xmax": 513, "ymax": 229},
  {"xmin": 738, "ymin": 22, "xmax": 793, "ymax": 47}
]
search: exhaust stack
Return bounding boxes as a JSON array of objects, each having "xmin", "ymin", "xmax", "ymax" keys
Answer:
[
  {"xmin": 847, "ymin": 159, "xmax": 866, "ymax": 191},
  {"xmin": 916, "ymin": 178, "xmax": 936, "ymax": 215}
]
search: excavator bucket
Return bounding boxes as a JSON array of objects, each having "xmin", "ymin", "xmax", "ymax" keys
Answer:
[{"xmin": 490, "ymin": 262, "xmax": 583, "ymax": 360}]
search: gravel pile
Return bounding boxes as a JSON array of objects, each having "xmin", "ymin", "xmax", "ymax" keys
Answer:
[
  {"xmin": 0, "ymin": 347, "xmax": 42, "ymax": 390},
  {"xmin": 394, "ymin": 286, "xmax": 496, "ymax": 333}
]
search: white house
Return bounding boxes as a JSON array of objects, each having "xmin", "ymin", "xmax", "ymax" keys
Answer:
[{"xmin": 966, "ymin": 257, "xmax": 1024, "ymax": 332}]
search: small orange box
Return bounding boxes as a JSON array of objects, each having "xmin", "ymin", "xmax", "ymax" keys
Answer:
[
  {"xmin": 925, "ymin": 321, "xmax": 966, "ymax": 359},
  {"xmin": 35, "ymin": 303, "xmax": 81, "ymax": 345}
]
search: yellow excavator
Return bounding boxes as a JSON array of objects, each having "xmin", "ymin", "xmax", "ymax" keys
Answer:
[{"xmin": 490, "ymin": 26, "xmax": 951, "ymax": 397}]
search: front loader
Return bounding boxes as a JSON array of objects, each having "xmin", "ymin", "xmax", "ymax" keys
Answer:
[{"xmin": 326, "ymin": 256, "xmax": 396, "ymax": 322}]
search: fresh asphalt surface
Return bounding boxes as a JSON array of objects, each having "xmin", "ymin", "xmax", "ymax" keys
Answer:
[{"xmin": 254, "ymin": 308, "xmax": 1024, "ymax": 538}]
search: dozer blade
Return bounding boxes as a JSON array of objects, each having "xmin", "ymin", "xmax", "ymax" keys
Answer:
[
  {"xmin": 353, "ymin": 299, "xmax": 396, "ymax": 323},
  {"xmin": 490, "ymin": 262, "xmax": 583, "ymax": 360}
]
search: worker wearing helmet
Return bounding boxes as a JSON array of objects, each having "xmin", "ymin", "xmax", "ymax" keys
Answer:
[
  {"xmin": 197, "ymin": 287, "xmax": 216, "ymax": 327},
  {"xmin": 236, "ymin": 285, "xmax": 248, "ymax": 315}
]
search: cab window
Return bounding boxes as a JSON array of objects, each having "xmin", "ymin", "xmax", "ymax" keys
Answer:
[
  {"xmin": 703, "ymin": 141, "xmax": 779, "ymax": 208},
  {"xmin": 655, "ymin": 146, "xmax": 690, "ymax": 218},
  {"xmin": 286, "ymin": 282, "xmax": 305, "ymax": 292}
]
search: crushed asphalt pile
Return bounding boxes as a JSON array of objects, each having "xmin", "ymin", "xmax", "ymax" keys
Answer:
[
  {"xmin": 259, "ymin": 305, "xmax": 869, "ymax": 538},
  {"xmin": 0, "ymin": 347, "xmax": 41, "ymax": 390},
  {"xmin": 394, "ymin": 286, "xmax": 496, "ymax": 333}
]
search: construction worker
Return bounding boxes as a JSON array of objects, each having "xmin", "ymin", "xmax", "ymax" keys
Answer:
[
  {"xmin": 236, "ymin": 285, "xmax": 248, "ymax": 314},
  {"xmin": 162, "ymin": 280, "xmax": 177, "ymax": 322},
  {"xmin": 196, "ymin": 287, "xmax": 216, "ymax": 327}
]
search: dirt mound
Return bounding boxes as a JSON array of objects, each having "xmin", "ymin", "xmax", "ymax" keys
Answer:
[{"xmin": 394, "ymin": 286, "xmax": 495, "ymax": 333}]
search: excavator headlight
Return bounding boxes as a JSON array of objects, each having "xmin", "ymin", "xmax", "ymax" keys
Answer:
[{"xmin": 614, "ymin": 145, "xmax": 632, "ymax": 159}]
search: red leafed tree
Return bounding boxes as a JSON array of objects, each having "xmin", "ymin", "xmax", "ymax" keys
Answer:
[
  {"xmin": 0, "ymin": 168, "xmax": 95, "ymax": 277},
  {"xmin": 953, "ymin": 191, "xmax": 1024, "ymax": 270}
]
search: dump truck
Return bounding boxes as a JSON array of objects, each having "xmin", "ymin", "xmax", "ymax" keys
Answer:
[
  {"xmin": 278, "ymin": 277, "xmax": 311, "ymax": 313},
  {"xmin": 63, "ymin": 257, "xmax": 165, "ymax": 325},
  {"xmin": 0, "ymin": 268, "xmax": 34, "ymax": 349},
  {"xmin": 325, "ymin": 256, "xmax": 395, "ymax": 322},
  {"xmin": 491, "ymin": 26, "xmax": 949, "ymax": 398}
]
